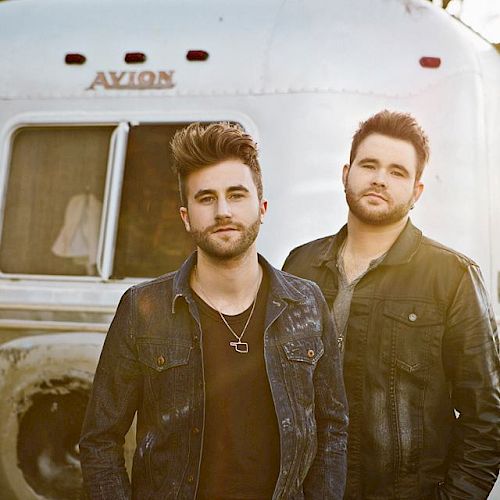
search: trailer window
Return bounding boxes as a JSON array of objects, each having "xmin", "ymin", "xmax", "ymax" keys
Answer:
[
  {"xmin": 0, "ymin": 126, "xmax": 112, "ymax": 276},
  {"xmin": 112, "ymin": 124, "xmax": 195, "ymax": 278}
]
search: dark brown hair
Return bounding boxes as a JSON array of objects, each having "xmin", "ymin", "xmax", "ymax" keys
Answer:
[
  {"xmin": 171, "ymin": 122, "xmax": 262, "ymax": 205},
  {"xmin": 349, "ymin": 110, "xmax": 430, "ymax": 180}
]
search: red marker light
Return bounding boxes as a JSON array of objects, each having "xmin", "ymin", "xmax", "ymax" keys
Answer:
[
  {"xmin": 186, "ymin": 50, "xmax": 209, "ymax": 61},
  {"xmin": 65, "ymin": 53, "xmax": 86, "ymax": 65},
  {"xmin": 125, "ymin": 52, "xmax": 147, "ymax": 63},
  {"xmin": 419, "ymin": 57, "xmax": 441, "ymax": 69}
]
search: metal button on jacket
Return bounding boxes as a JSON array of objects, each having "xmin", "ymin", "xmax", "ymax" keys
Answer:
[
  {"xmin": 408, "ymin": 313, "xmax": 417, "ymax": 322},
  {"xmin": 157, "ymin": 355, "xmax": 166, "ymax": 366}
]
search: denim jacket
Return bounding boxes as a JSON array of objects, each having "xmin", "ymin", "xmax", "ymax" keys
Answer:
[
  {"xmin": 283, "ymin": 221, "xmax": 500, "ymax": 500},
  {"xmin": 79, "ymin": 253, "xmax": 348, "ymax": 499}
]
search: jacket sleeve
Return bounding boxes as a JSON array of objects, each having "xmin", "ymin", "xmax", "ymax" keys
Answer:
[
  {"xmin": 437, "ymin": 265, "xmax": 500, "ymax": 499},
  {"xmin": 303, "ymin": 283, "xmax": 348, "ymax": 499},
  {"xmin": 79, "ymin": 288, "xmax": 141, "ymax": 500}
]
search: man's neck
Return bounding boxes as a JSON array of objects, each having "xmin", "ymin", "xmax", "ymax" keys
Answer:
[
  {"xmin": 341, "ymin": 214, "xmax": 407, "ymax": 283},
  {"xmin": 345, "ymin": 213, "xmax": 408, "ymax": 259},
  {"xmin": 191, "ymin": 246, "xmax": 262, "ymax": 315}
]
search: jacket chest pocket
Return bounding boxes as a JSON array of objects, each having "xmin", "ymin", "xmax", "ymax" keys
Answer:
[
  {"xmin": 281, "ymin": 336, "xmax": 324, "ymax": 406},
  {"xmin": 136, "ymin": 340, "xmax": 193, "ymax": 412},
  {"xmin": 382, "ymin": 301, "xmax": 443, "ymax": 378}
]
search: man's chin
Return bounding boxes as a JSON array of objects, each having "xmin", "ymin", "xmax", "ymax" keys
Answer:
[
  {"xmin": 346, "ymin": 196, "xmax": 412, "ymax": 226},
  {"xmin": 197, "ymin": 236, "xmax": 255, "ymax": 261},
  {"xmin": 199, "ymin": 245, "xmax": 249, "ymax": 261},
  {"xmin": 351, "ymin": 207, "xmax": 409, "ymax": 226},
  {"xmin": 192, "ymin": 218, "xmax": 261, "ymax": 261}
]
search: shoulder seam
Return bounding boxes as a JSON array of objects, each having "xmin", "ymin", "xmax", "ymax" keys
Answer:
[
  {"xmin": 132, "ymin": 271, "xmax": 176, "ymax": 290},
  {"xmin": 420, "ymin": 237, "xmax": 478, "ymax": 267},
  {"xmin": 291, "ymin": 234, "xmax": 333, "ymax": 252}
]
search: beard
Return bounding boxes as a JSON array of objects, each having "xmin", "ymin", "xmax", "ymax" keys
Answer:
[
  {"xmin": 345, "ymin": 184, "xmax": 413, "ymax": 226},
  {"xmin": 190, "ymin": 216, "xmax": 261, "ymax": 260}
]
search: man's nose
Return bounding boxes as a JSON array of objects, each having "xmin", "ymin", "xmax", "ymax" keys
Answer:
[
  {"xmin": 371, "ymin": 169, "xmax": 388, "ymax": 187},
  {"xmin": 215, "ymin": 197, "xmax": 232, "ymax": 219}
]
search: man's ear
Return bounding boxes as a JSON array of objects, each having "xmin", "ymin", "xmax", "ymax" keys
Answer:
[
  {"xmin": 412, "ymin": 181, "xmax": 424, "ymax": 206},
  {"xmin": 259, "ymin": 199, "xmax": 268, "ymax": 224},
  {"xmin": 179, "ymin": 206, "xmax": 191, "ymax": 232},
  {"xmin": 342, "ymin": 164, "xmax": 350, "ymax": 188}
]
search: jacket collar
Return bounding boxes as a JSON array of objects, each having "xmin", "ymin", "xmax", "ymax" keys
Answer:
[
  {"xmin": 381, "ymin": 219, "xmax": 422, "ymax": 266},
  {"xmin": 171, "ymin": 252, "xmax": 197, "ymax": 313},
  {"xmin": 313, "ymin": 219, "xmax": 422, "ymax": 269},
  {"xmin": 312, "ymin": 225, "xmax": 347, "ymax": 268},
  {"xmin": 171, "ymin": 252, "xmax": 305, "ymax": 313}
]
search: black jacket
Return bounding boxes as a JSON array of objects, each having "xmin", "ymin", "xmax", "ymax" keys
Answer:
[
  {"xmin": 80, "ymin": 253, "xmax": 348, "ymax": 499},
  {"xmin": 283, "ymin": 221, "xmax": 500, "ymax": 499}
]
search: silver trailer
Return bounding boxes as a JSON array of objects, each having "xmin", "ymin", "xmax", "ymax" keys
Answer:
[{"xmin": 0, "ymin": 0, "xmax": 499, "ymax": 497}]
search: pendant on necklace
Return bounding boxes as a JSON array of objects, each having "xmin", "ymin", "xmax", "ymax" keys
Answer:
[{"xmin": 230, "ymin": 341, "xmax": 249, "ymax": 353}]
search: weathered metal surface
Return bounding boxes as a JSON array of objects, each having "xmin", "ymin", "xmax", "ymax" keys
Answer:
[
  {"xmin": 0, "ymin": 0, "xmax": 498, "ymax": 498},
  {"xmin": 0, "ymin": 319, "xmax": 109, "ymax": 332}
]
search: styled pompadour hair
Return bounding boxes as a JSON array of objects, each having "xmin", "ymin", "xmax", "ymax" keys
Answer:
[{"xmin": 170, "ymin": 122, "xmax": 262, "ymax": 205}]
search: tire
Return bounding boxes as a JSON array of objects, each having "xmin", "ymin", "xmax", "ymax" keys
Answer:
[{"xmin": 0, "ymin": 333, "xmax": 135, "ymax": 500}]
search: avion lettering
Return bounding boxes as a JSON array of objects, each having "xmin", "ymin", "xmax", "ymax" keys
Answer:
[{"xmin": 87, "ymin": 70, "xmax": 175, "ymax": 90}]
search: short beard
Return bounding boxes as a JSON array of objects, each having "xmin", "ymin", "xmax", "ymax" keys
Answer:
[
  {"xmin": 190, "ymin": 217, "xmax": 261, "ymax": 260},
  {"xmin": 345, "ymin": 186, "xmax": 413, "ymax": 226}
]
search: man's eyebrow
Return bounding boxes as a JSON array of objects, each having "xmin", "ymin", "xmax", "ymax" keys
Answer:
[
  {"xmin": 193, "ymin": 185, "xmax": 250, "ymax": 199},
  {"xmin": 227, "ymin": 184, "xmax": 250, "ymax": 193},
  {"xmin": 193, "ymin": 189, "xmax": 216, "ymax": 199},
  {"xmin": 357, "ymin": 157, "xmax": 380, "ymax": 165}
]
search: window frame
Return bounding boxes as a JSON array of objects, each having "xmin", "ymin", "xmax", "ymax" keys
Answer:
[{"xmin": 0, "ymin": 111, "xmax": 258, "ymax": 282}]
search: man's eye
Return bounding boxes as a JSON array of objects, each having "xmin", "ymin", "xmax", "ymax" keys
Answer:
[
  {"xmin": 391, "ymin": 170, "xmax": 405, "ymax": 177},
  {"xmin": 200, "ymin": 196, "xmax": 215, "ymax": 203},
  {"xmin": 361, "ymin": 164, "xmax": 375, "ymax": 169},
  {"xmin": 229, "ymin": 192, "xmax": 245, "ymax": 200}
]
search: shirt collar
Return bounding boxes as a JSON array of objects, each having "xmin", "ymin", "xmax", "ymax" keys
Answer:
[
  {"xmin": 313, "ymin": 219, "xmax": 422, "ymax": 269},
  {"xmin": 171, "ymin": 251, "xmax": 306, "ymax": 313}
]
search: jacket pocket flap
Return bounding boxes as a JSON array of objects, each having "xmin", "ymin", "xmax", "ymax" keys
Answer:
[
  {"xmin": 382, "ymin": 352, "xmax": 428, "ymax": 373},
  {"xmin": 136, "ymin": 341, "xmax": 192, "ymax": 372},
  {"xmin": 383, "ymin": 301, "xmax": 443, "ymax": 327},
  {"xmin": 282, "ymin": 337, "xmax": 324, "ymax": 364}
]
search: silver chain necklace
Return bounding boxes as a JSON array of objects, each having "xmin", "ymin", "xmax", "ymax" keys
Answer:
[{"xmin": 194, "ymin": 266, "xmax": 262, "ymax": 353}]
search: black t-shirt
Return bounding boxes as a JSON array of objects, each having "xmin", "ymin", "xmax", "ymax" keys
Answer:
[{"xmin": 193, "ymin": 270, "xmax": 280, "ymax": 500}]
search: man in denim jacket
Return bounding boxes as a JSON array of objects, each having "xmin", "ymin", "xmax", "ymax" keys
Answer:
[
  {"xmin": 283, "ymin": 111, "xmax": 500, "ymax": 499},
  {"xmin": 80, "ymin": 122, "xmax": 348, "ymax": 499}
]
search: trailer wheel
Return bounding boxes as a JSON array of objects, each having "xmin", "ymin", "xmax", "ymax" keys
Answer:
[{"xmin": 0, "ymin": 333, "xmax": 135, "ymax": 500}]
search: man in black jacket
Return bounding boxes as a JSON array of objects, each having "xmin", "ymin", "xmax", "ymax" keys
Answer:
[
  {"xmin": 283, "ymin": 110, "xmax": 500, "ymax": 499},
  {"xmin": 80, "ymin": 122, "xmax": 348, "ymax": 499}
]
